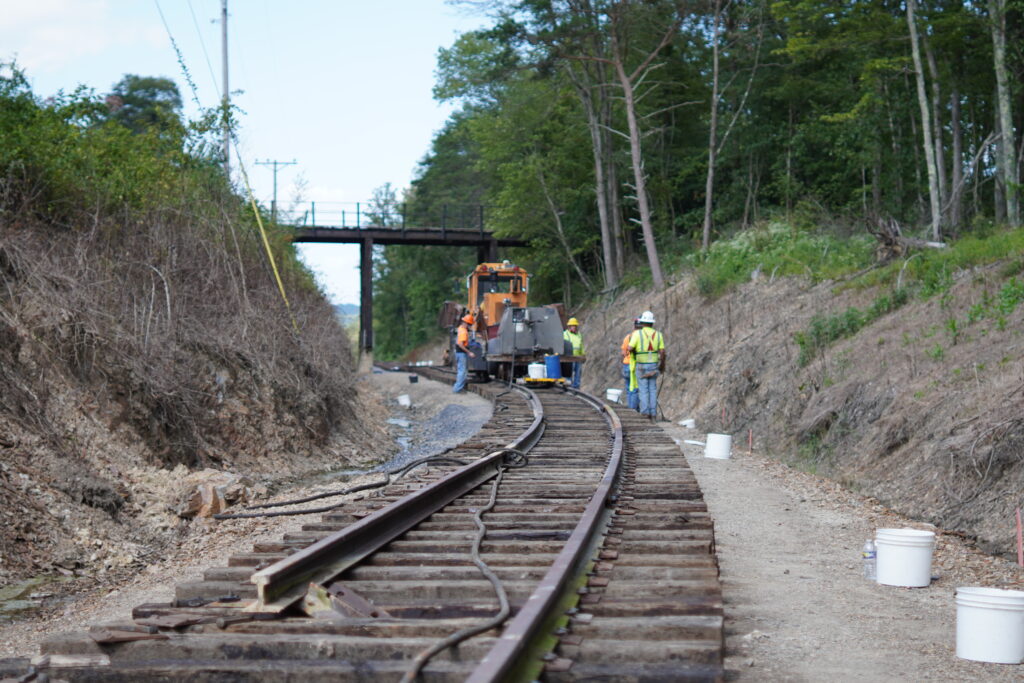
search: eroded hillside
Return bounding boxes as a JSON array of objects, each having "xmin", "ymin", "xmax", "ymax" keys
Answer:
[
  {"xmin": 0, "ymin": 72, "xmax": 387, "ymax": 587},
  {"xmin": 579, "ymin": 263, "xmax": 1024, "ymax": 557}
]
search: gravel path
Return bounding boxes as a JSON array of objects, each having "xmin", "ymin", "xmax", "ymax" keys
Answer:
[{"xmin": 662, "ymin": 423, "xmax": 1024, "ymax": 681}]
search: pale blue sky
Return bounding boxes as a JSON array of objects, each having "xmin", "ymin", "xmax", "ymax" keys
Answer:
[{"xmin": 0, "ymin": 0, "xmax": 482, "ymax": 305}]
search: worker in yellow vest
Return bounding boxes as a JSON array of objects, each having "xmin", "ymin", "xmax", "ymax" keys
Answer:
[
  {"xmin": 563, "ymin": 317, "xmax": 585, "ymax": 389},
  {"xmin": 628, "ymin": 310, "xmax": 665, "ymax": 421}
]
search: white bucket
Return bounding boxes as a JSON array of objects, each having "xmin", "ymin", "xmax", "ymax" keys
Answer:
[
  {"xmin": 956, "ymin": 586, "xmax": 1024, "ymax": 663},
  {"xmin": 704, "ymin": 433, "xmax": 732, "ymax": 459},
  {"xmin": 527, "ymin": 363, "xmax": 545, "ymax": 379},
  {"xmin": 605, "ymin": 388, "xmax": 623, "ymax": 403},
  {"xmin": 875, "ymin": 528, "xmax": 935, "ymax": 587}
]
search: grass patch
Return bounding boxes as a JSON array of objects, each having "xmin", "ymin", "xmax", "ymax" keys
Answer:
[
  {"xmin": 794, "ymin": 287, "xmax": 909, "ymax": 365},
  {"xmin": 856, "ymin": 228, "xmax": 1024, "ymax": 295},
  {"xmin": 687, "ymin": 222, "xmax": 874, "ymax": 298}
]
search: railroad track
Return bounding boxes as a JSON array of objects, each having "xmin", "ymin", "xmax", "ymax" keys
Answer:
[{"xmin": 7, "ymin": 370, "xmax": 723, "ymax": 681}]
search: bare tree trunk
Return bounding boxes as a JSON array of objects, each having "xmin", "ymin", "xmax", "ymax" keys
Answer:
[
  {"xmin": 872, "ymin": 146, "xmax": 882, "ymax": 216},
  {"xmin": 605, "ymin": 4, "xmax": 681, "ymax": 291},
  {"xmin": 614, "ymin": 53, "xmax": 664, "ymax": 289},
  {"xmin": 536, "ymin": 166, "xmax": 596, "ymax": 292},
  {"xmin": 786, "ymin": 104, "xmax": 794, "ymax": 216},
  {"xmin": 994, "ymin": 110, "xmax": 1007, "ymax": 222},
  {"xmin": 702, "ymin": 0, "xmax": 723, "ymax": 252},
  {"xmin": 906, "ymin": 0, "xmax": 942, "ymax": 240},
  {"xmin": 568, "ymin": 64, "xmax": 619, "ymax": 290},
  {"xmin": 989, "ymin": 0, "xmax": 1020, "ymax": 226},
  {"xmin": 924, "ymin": 37, "xmax": 947, "ymax": 217},
  {"xmin": 949, "ymin": 88, "xmax": 964, "ymax": 230},
  {"xmin": 608, "ymin": 148, "xmax": 626, "ymax": 276},
  {"xmin": 883, "ymin": 80, "xmax": 904, "ymax": 210}
]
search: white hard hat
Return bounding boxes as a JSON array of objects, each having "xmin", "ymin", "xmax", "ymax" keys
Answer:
[{"xmin": 639, "ymin": 310, "xmax": 655, "ymax": 324}]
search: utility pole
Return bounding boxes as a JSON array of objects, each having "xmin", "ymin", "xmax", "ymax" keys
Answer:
[
  {"xmin": 221, "ymin": 0, "xmax": 230, "ymax": 177},
  {"xmin": 256, "ymin": 159, "xmax": 297, "ymax": 223}
]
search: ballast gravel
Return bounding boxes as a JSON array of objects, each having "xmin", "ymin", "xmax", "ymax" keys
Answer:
[
  {"xmin": 664, "ymin": 422, "xmax": 1024, "ymax": 681},
  {"xmin": 3, "ymin": 378, "xmax": 1024, "ymax": 682}
]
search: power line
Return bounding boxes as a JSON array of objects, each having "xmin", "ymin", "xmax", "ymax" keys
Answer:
[
  {"xmin": 256, "ymin": 159, "xmax": 297, "ymax": 223},
  {"xmin": 153, "ymin": 0, "xmax": 202, "ymax": 109},
  {"xmin": 187, "ymin": 0, "xmax": 220, "ymax": 98}
]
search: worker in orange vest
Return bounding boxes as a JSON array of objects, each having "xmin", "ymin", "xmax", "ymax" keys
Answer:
[
  {"xmin": 620, "ymin": 318, "xmax": 641, "ymax": 410},
  {"xmin": 453, "ymin": 314, "xmax": 476, "ymax": 393}
]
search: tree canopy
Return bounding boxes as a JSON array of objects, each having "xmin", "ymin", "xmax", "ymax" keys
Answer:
[{"xmin": 368, "ymin": 1, "xmax": 1023, "ymax": 358}]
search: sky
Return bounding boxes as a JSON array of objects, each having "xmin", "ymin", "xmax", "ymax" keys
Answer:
[{"xmin": 0, "ymin": 0, "xmax": 483, "ymax": 305}]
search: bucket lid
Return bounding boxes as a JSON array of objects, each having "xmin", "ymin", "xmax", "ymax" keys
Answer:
[
  {"xmin": 876, "ymin": 528, "xmax": 935, "ymax": 540},
  {"xmin": 956, "ymin": 586, "xmax": 1024, "ymax": 610},
  {"xmin": 957, "ymin": 586, "xmax": 1024, "ymax": 600}
]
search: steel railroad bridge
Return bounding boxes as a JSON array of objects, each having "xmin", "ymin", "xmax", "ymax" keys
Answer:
[{"xmin": 290, "ymin": 204, "xmax": 526, "ymax": 353}]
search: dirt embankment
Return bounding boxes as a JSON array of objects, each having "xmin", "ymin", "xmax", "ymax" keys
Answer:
[
  {"xmin": 0, "ymin": 226, "xmax": 389, "ymax": 590},
  {"xmin": 576, "ymin": 264, "xmax": 1024, "ymax": 558}
]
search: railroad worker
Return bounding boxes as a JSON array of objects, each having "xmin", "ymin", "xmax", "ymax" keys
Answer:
[
  {"xmin": 620, "ymin": 318, "xmax": 641, "ymax": 410},
  {"xmin": 563, "ymin": 317, "xmax": 585, "ymax": 389},
  {"xmin": 453, "ymin": 313, "xmax": 476, "ymax": 393},
  {"xmin": 628, "ymin": 310, "xmax": 665, "ymax": 421}
]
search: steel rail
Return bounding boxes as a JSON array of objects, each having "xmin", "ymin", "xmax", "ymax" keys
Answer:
[
  {"xmin": 250, "ymin": 383, "xmax": 545, "ymax": 611},
  {"xmin": 468, "ymin": 386, "xmax": 624, "ymax": 682}
]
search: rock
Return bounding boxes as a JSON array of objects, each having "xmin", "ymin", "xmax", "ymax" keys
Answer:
[{"xmin": 173, "ymin": 469, "xmax": 257, "ymax": 518}]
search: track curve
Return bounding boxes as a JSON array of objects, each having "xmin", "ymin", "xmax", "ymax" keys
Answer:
[{"xmin": 13, "ymin": 370, "xmax": 723, "ymax": 681}]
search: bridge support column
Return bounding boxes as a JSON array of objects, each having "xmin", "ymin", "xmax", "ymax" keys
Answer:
[
  {"xmin": 476, "ymin": 238, "xmax": 499, "ymax": 264},
  {"xmin": 360, "ymin": 237, "xmax": 373, "ymax": 352}
]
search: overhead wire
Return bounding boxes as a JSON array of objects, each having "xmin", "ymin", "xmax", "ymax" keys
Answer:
[
  {"xmin": 152, "ymin": 0, "xmax": 298, "ymax": 331},
  {"xmin": 186, "ymin": 0, "xmax": 221, "ymax": 98}
]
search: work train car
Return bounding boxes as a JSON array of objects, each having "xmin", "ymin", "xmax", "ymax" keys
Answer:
[{"xmin": 438, "ymin": 261, "xmax": 582, "ymax": 380}]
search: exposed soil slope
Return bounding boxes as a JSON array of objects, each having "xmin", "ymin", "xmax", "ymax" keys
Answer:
[
  {"xmin": 578, "ymin": 264, "xmax": 1024, "ymax": 558},
  {"xmin": 0, "ymin": 225, "xmax": 387, "ymax": 589}
]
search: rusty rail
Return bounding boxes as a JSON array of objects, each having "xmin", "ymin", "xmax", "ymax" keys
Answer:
[
  {"xmin": 469, "ymin": 386, "xmax": 624, "ymax": 681},
  {"xmin": 251, "ymin": 383, "xmax": 545, "ymax": 610}
]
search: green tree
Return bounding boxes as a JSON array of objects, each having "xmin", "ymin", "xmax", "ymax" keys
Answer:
[{"xmin": 107, "ymin": 74, "xmax": 184, "ymax": 137}]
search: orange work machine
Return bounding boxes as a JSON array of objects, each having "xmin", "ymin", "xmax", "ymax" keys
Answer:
[{"xmin": 439, "ymin": 261, "xmax": 581, "ymax": 381}]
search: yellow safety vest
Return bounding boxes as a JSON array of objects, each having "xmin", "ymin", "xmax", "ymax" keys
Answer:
[
  {"xmin": 629, "ymin": 327, "xmax": 664, "ymax": 364},
  {"xmin": 563, "ymin": 329, "xmax": 584, "ymax": 356}
]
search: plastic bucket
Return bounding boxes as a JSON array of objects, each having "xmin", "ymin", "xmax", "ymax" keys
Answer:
[
  {"xmin": 545, "ymin": 355, "xmax": 562, "ymax": 379},
  {"xmin": 527, "ymin": 363, "xmax": 545, "ymax": 379},
  {"xmin": 956, "ymin": 587, "xmax": 1024, "ymax": 663},
  {"xmin": 704, "ymin": 433, "xmax": 732, "ymax": 459},
  {"xmin": 606, "ymin": 388, "xmax": 623, "ymax": 403},
  {"xmin": 875, "ymin": 528, "xmax": 935, "ymax": 587}
]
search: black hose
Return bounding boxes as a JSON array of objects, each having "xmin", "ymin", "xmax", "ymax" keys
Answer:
[{"xmin": 212, "ymin": 453, "xmax": 469, "ymax": 520}]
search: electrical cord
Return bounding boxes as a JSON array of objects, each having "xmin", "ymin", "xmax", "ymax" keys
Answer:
[
  {"xmin": 212, "ymin": 453, "xmax": 469, "ymax": 520},
  {"xmin": 401, "ymin": 449, "xmax": 528, "ymax": 681}
]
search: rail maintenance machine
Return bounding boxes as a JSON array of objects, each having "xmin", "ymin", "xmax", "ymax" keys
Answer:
[{"xmin": 439, "ymin": 261, "xmax": 582, "ymax": 384}]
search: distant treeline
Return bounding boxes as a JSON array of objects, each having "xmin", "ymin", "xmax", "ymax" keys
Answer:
[{"xmin": 372, "ymin": 0, "xmax": 1022, "ymax": 359}]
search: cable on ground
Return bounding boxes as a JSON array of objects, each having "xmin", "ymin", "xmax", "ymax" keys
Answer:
[
  {"xmin": 212, "ymin": 452, "xmax": 469, "ymax": 520},
  {"xmin": 400, "ymin": 448, "xmax": 528, "ymax": 681}
]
